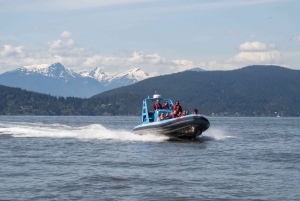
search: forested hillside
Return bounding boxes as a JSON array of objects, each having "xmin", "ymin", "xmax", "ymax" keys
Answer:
[
  {"xmin": 93, "ymin": 65, "xmax": 300, "ymax": 116},
  {"xmin": 0, "ymin": 85, "xmax": 143, "ymax": 115},
  {"xmin": 1, "ymin": 65, "xmax": 300, "ymax": 116}
]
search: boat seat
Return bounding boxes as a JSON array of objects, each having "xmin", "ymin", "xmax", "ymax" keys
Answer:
[
  {"xmin": 148, "ymin": 111, "xmax": 154, "ymax": 122},
  {"xmin": 148, "ymin": 111, "xmax": 154, "ymax": 115}
]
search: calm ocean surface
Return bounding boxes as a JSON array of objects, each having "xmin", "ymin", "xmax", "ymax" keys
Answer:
[{"xmin": 0, "ymin": 116, "xmax": 299, "ymax": 200}]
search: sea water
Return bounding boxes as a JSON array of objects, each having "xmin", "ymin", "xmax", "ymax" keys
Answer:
[{"xmin": 0, "ymin": 116, "xmax": 299, "ymax": 200}]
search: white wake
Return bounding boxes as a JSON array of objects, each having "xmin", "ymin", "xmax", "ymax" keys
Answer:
[
  {"xmin": 197, "ymin": 127, "xmax": 234, "ymax": 141},
  {"xmin": 0, "ymin": 122, "xmax": 169, "ymax": 142}
]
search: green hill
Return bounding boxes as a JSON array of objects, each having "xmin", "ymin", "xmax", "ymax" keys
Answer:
[
  {"xmin": 93, "ymin": 65, "xmax": 300, "ymax": 116},
  {"xmin": 0, "ymin": 85, "xmax": 144, "ymax": 115}
]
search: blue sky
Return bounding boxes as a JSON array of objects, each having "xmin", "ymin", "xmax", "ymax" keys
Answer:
[{"xmin": 0, "ymin": 0, "xmax": 299, "ymax": 75}]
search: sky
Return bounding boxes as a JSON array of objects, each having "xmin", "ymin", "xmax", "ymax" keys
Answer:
[{"xmin": 0, "ymin": 0, "xmax": 299, "ymax": 76}]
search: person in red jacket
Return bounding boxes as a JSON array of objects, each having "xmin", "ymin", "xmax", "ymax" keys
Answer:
[
  {"xmin": 157, "ymin": 113, "xmax": 164, "ymax": 121},
  {"xmin": 163, "ymin": 101, "xmax": 169, "ymax": 109},
  {"xmin": 172, "ymin": 101, "xmax": 182, "ymax": 113},
  {"xmin": 193, "ymin": 108, "xmax": 199, "ymax": 116},
  {"xmin": 170, "ymin": 110, "xmax": 178, "ymax": 118},
  {"xmin": 154, "ymin": 99, "xmax": 162, "ymax": 110}
]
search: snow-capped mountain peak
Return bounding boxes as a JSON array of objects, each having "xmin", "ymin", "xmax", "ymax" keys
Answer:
[
  {"xmin": 80, "ymin": 67, "xmax": 149, "ymax": 85},
  {"xmin": 88, "ymin": 67, "xmax": 110, "ymax": 82},
  {"xmin": 19, "ymin": 64, "xmax": 50, "ymax": 74},
  {"xmin": 110, "ymin": 68, "xmax": 149, "ymax": 82},
  {"xmin": 79, "ymin": 67, "xmax": 110, "ymax": 82},
  {"xmin": 23, "ymin": 64, "xmax": 49, "ymax": 70},
  {"xmin": 47, "ymin": 63, "xmax": 78, "ymax": 78},
  {"xmin": 101, "ymin": 67, "xmax": 149, "ymax": 89},
  {"xmin": 14, "ymin": 62, "xmax": 79, "ymax": 79}
]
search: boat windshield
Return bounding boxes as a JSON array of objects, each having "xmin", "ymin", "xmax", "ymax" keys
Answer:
[{"xmin": 141, "ymin": 98, "xmax": 174, "ymax": 123}]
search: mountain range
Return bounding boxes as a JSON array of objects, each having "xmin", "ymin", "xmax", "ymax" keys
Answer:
[
  {"xmin": 1, "ymin": 65, "xmax": 299, "ymax": 116},
  {"xmin": 0, "ymin": 63, "xmax": 149, "ymax": 98}
]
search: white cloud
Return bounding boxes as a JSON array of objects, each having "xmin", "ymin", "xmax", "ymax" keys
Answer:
[
  {"xmin": 127, "ymin": 51, "xmax": 168, "ymax": 65},
  {"xmin": 239, "ymin": 41, "xmax": 268, "ymax": 51},
  {"xmin": 0, "ymin": 39, "xmax": 88, "ymax": 73},
  {"xmin": 61, "ymin": 31, "xmax": 72, "ymax": 38},
  {"xmin": 293, "ymin": 36, "xmax": 300, "ymax": 42},
  {"xmin": 199, "ymin": 61, "xmax": 235, "ymax": 71},
  {"xmin": 46, "ymin": 39, "xmax": 84, "ymax": 56},
  {"xmin": 0, "ymin": 41, "xmax": 283, "ymax": 74},
  {"xmin": 171, "ymin": 59, "xmax": 195, "ymax": 71},
  {"xmin": 83, "ymin": 55, "xmax": 123, "ymax": 68},
  {"xmin": 47, "ymin": 39, "xmax": 75, "ymax": 50},
  {"xmin": 64, "ymin": 38, "xmax": 293, "ymax": 72},
  {"xmin": 127, "ymin": 51, "xmax": 144, "ymax": 64},
  {"xmin": 228, "ymin": 41, "xmax": 281, "ymax": 66},
  {"xmin": 0, "ymin": 38, "xmax": 286, "ymax": 75},
  {"xmin": 145, "ymin": 53, "xmax": 167, "ymax": 64},
  {"xmin": 83, "ymin": 51, "xmax": 169, "ymax": 71},
  {"xmin": 227, "ymin": 50, "xmax": 281, "ymax": 64},
  {"xmin": 191, "ymin": 41, "xmax": 282, "ymax": 71},
  {"xmin": 0, "ymin": 45, "xmax": 24, "ymax": 57}
]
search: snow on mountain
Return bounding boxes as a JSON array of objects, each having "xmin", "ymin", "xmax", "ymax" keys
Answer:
[
  {"xmin": 109, "ymin": 68, "xmax": 149, "ymax": 82},
  {"xmin": 0, "ymin": 62, "xmax": 105, "ymax": 98},
  {"xmin": 0, "ymin": 63, "xmax": 150, "ymax": 97},
  {"xmin": 16, "ymin": 62, "xmax": 79, "ymax": 79},
  {"xmin": 79, "ymin": 71, "xmax": 89, "ymax": 77},
  {"xmin": 22, "ymin": 64, "xmax": 50, "ymax": 73},
  {"xmin": 80, "ymin": 67, "xmax": 111, "ymax": 83},
  {"xmin": 80, "ymin": 67, "xmax": 150, "ymax": 87},
  {"xmin": 104, "ymin": 68, "xmax": 149, "ymax": 89}
]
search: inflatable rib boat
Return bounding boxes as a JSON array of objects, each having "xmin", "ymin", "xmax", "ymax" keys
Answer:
[{"xmin": 133, "ymin": 94, "xmax": 210, "ymax": 139}]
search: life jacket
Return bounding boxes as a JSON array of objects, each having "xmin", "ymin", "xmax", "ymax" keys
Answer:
[
  {"xmin": 157, "ymin": 116, "xmax": 164, "ymax": 121},
  {"xmin": 171, "ymin": 113, "xmax": 177, "ymax": 118},
  {"xmin": 172, "ymin": 105, "xmax": 182, "ymax": 112},
  {"xmin": 163, "ymin": 103, "xmax": 169, "ymax": 109},
  {"xmin": 154, "ymin": 103, "xmax": 162, "ymax": 110}
]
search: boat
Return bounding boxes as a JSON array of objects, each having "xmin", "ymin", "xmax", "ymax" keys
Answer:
[{"xmin": 133, "ymin": 93, "xmax": 210, "ymax": 139}]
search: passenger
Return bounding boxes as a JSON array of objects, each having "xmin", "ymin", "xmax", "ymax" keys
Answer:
[
  {"xmin": 165, "ymin": 112, "xmax": 169, "ymax": 119},
  {"xmin": 178, "ymin": 112, "xmax": 182, "ymax": 117},
  {"xmin": 171, "ymin": 110, "xmax": 178, "ymax": 118},
  {"xmin": 185, "ymin": 110, "xmax": 189, "ymax": 115},
  {"xmin": 163, "ymin": 101, "xmax": 169, "ymax": 109},
  {"xmin": 157, "ymin": 113, "xmax": 164, "ymax": 121},
  {"xmin": 172, "ymin": 101, "xmax": 182, "ymax": 113},
  {"xmin": 154, "ymin": 99, "xmax": 162, "ymax": 110},
  {"xmin": 193, "ymin": 108, "xmax": 199, "ymax": 116}
]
